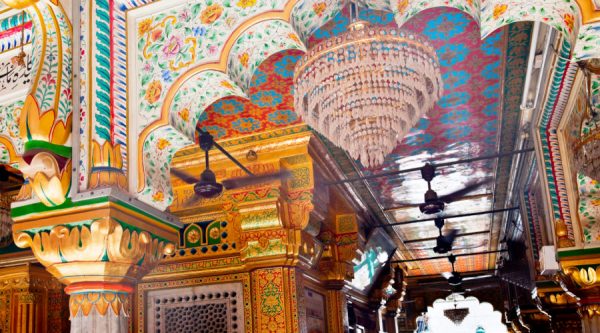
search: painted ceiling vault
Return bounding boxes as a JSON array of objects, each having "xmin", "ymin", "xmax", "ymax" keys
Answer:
[
  {"xmin": 162, "ymin": 5, "xmax": 528, "ymax": 277},
  {"xmin": 305, "ymin": 7, "xmax": 526, "ymax": 276}
]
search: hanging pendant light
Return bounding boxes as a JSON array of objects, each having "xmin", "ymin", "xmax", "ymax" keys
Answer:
[{"xmin": 293, "ymin": 3, "xmax": 442, "ymax": 168}]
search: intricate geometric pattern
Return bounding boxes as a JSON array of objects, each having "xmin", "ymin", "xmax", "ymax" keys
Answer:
[
  {"xmin": 198, "ymin": 51, "xmax": 303, "ymax": 140},
  {"xmin": 148, "ymin": 283, "xmax": 244, "ymax": 333}
]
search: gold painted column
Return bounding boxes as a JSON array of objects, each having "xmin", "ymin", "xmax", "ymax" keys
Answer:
[
  {"xmin": 12, "ymin": 202, "xmax": 178, "ymax": 333},
  {"xmin": 318, "ymin": 213, "xmax": 359, "ymax": 333},
  {"xmin": 0, "ymin": 264, "xmax": 68, "ymax": 333},
  {"xmin": 251, "ymin": 267, "xmax": 303, "ymax": 332},
  {"xmin": 560, "ymin": 264, "xmax": 600, "ymax": 333}
]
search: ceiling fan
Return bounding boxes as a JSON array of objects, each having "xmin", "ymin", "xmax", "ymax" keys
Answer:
[
  {"xmin": 433, "ymin": 217, "xmax": 459, "ymax": 254},
  {"xmin": 170, "ymin": 129, "xmax": 291, "ymax": 206},
  {"xmin": 396, "ymin": 163, "xmax": 491, "ymax": 215},
  {"xmin": 442, "ymin": 253, "xmax": 494, "ymax": 286}
]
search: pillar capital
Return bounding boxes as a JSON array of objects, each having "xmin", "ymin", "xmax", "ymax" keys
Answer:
[{"xmin": 11, "ymin": 195, "xmax": 179, "ymax": 332}]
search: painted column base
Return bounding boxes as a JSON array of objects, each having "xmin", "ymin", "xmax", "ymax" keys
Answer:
[
  {"xmin": 66, "ymin": 285, "xmax": 132, "ymax": 333},
  {"xmin": 581, "ymin": 314, "xmax": 600, "ymax": 333},
  {"xmin": 70, "ymin": 309, "xmax": 128, "ymax": 333}
]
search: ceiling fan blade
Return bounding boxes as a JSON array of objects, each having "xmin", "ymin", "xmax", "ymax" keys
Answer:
[
  {"xmin": 462, "ymin": 274, "xmax": 494, "ymax": 281},
  {"xmin": 171, "ymin": 168, "xmax": 200, "ymax": 184},
  {"xmin": 444, "ymin": 228, "xmax": 459, "ymax": 246},
  {"xmin": 438, "ymin": 178, "xmax": 492, "ymax": 203},
  {"xmin": 222, "ymin": 170, "xmax": 292, "ymax": 190},
  {"xmin": 180, "ymin": 193, "xmax": 203, "ymax": 208},
  {"xmin": 441, "ymin": 272, "xmax": 453, "ymax": 279}
]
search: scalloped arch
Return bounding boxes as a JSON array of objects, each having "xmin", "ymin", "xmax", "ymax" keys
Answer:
[
  {"xmin": 132, "ymin": 0, "xmax": 600, "ymax": 211},
  {"xmin": 169, "ymin": 70, "xmax": 247, "ymax": 140}
]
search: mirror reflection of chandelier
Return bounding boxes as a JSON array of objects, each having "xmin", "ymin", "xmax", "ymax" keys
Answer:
[
  {"xmin": 574, "ymin": 60, "xmax": 600, "ymax": 181},
  {"xmin": 293, "ymin": 4, "xmax": 442, "ymax": 168}
]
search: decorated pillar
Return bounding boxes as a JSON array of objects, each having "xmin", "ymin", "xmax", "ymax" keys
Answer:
[
  {"xmin": 318, "ymin": 212, "xmax": 359, "ymax": 332},
  {"xmin": 11, "ymin": 201, "xmax": 178, "ymax": 332},
  {"xmin": 0, "ymin": 264, "xmax": 68, "ymax": 333},
  {"xmin": 557, "ymin": 260, "xmax": 600, "ymax": 333}
]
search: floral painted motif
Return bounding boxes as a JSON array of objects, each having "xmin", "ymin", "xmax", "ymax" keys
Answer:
[
  {"xmin": 393, "ymin": 0, "xmax": 480, "ymax": 28},
  {"xmin": 139, "ymin": 126, "xmax": 191, "ymax": 209},
  {"xmin": 134, "ymin": 0, "xmax": 289, "ymax": 132},
  {"xmin": 0, "ymin": 100, "xmax": 24, "ymax": 162},
  {"xmin": 578, "ymin": 173, "xmax": 600, "ymax": 243},
  {"xmin": 168, "ymin": 70, "xmax": 246, "ymax": 140},
  {"xmin": 291, "ymin": 0, "xmax": 344, "ymax": 41},
  {"xmin": 232, "ymin": 118, "xmax": 261, "ymax": 132},
  {"xmin": 200, "ymin": 4, "xmax": 224, "ymax": 24},
  {"xmin": 145, "ymin": 81, "xmax": 163, "ymax": 104},
  {"xmin": 237, "ymin": 0, "xmax": 257, "ymax": 8},
  {"xmin": 492, "ymin": 4, "xmax": 507, "ymax": 20},
  {"xmin": 227, "ymin": 19, "xmax": 306, "ymax": 90},
  {"xmin": 573, "ymin": 22, "xmax": 600, "ymax": 61},
  {"xmin": 480, "ymin": 0, "xmax": 579, "ymax": 42},
  {"xmin": 197, "ymin": 51, "xmax": 303, "ymax": 140}
]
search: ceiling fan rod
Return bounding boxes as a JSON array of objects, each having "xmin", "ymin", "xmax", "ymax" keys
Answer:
[
  {"xmin": 197, "ymin": 128, "xmax": 254, "ymax": 177},
  {"xmin": 392, "ymin": 249, "xmax": 508, "ymax": 263},
  {"xmin": 326, "ymin": 148, "xmax": 534, "ymax": 185},
  {"xmin": 373, "ymin": 206, "xmax": 520, "ymax": 228}
]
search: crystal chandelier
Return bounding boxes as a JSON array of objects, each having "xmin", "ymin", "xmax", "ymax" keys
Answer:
[
  {"xmin": 293, "ymin": 4, "xmax": 442, "ymax": 168},
  {"xmin": 573, "ymin": 60, "xmax": 600, "ymax": 181},
  {"xmin": 444, "ymin": 306, "xmax": 469, "ymax": 325}
]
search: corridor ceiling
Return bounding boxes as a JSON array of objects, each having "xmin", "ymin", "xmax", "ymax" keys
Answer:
[{"xmin": 186, "ymin": 7, "xmax": 530, "ymax": 277}]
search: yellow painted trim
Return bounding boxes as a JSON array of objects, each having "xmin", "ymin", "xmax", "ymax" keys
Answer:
[
  {"xmin": 0, "ymin": 135, "xmax": 19, "ymax": 163},
  {"xmin": 12, "ymin": 201, "xmax": 178, "ymax": 241},
  {"xmin": 576, "ymin": 0, "xmax": 600, "ymax": 24},
  {"xmin": 86, "ymin": 0, "xmax": 93, "ymax": 189},
  {"xmin": 30, "ymin": 3, "xmax": 46, "ymax": 94},
  {"xmin": 56, "ymin": 0, "xmax": 72, "ymax": 33},
  {"xmin": 560, "ymin": 256, "xmax": 600, "ymax": 268},
  {"xmin": 47, "ymin": 5, "xmax": 62, "ymax": 113},
  {"xmin": 135, "ymin": 0, "xmax": 299, "ymax": 191}
]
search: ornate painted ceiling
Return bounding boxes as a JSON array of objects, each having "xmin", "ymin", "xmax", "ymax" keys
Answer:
[{"xmin": 180, "ymin": 6, "xmax": 530, "ymax": 276}]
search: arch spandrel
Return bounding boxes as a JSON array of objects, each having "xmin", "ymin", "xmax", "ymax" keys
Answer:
[
  {"xmin": 226, "ymin": 19, "xmax": 306, "ymax": 91},
  {"xmin": 480, "ymin": 0, "xmax": 579, "ymax": 41},
  {"xmin": 168, "ymin": 70, "xmax": 247, "ymax": 140}
]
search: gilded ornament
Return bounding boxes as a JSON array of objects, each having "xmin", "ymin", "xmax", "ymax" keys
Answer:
[
  {"xmin": 0, "ymin": 0, "xmax": 38, "ymax": 9},
  {"xmin": 555, "ymin": 218, "xmax": 575, "ymax": 248},
  {"xmin": 13, "ymin": 218, "xmax": 175, "ymax": 284},
  {"xmin": 18, "ymin": 94, "xmax": 73, "ymax": 206},
  {"xmin": 564, "ymin": 266, "xmax": 600, "ymax": 288},
  {"xmin": 187, "ymin": 228, "xmax": 200, "ymax": 244},
  {"xmin": 89, "ymin": 141, "xmax": 127, "ymax": 189},
  {"xmin": 69, "ymin": 291, "xmax": 129, "ymax": 317},
  {"xmin": 580, "ymin": 304, "xmax": 600, "ymax": 317},
  {"xmin": 209, "ymin": 227, "xmax": 220, "ymax": 239}
]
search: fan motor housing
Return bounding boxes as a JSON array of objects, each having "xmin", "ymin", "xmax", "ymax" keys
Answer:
[
  {"xmin": 419, "ymin": 201, "xmax": 445, "ymax": 215},
  {"xmin": 194, "ymin": 181, "xmax": 223, "ymax": 198}
]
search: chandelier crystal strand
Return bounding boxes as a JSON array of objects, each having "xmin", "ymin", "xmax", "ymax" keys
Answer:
[{"xmin": 294, "ymin": 20, "xmax": 442, "ymax": 167}]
